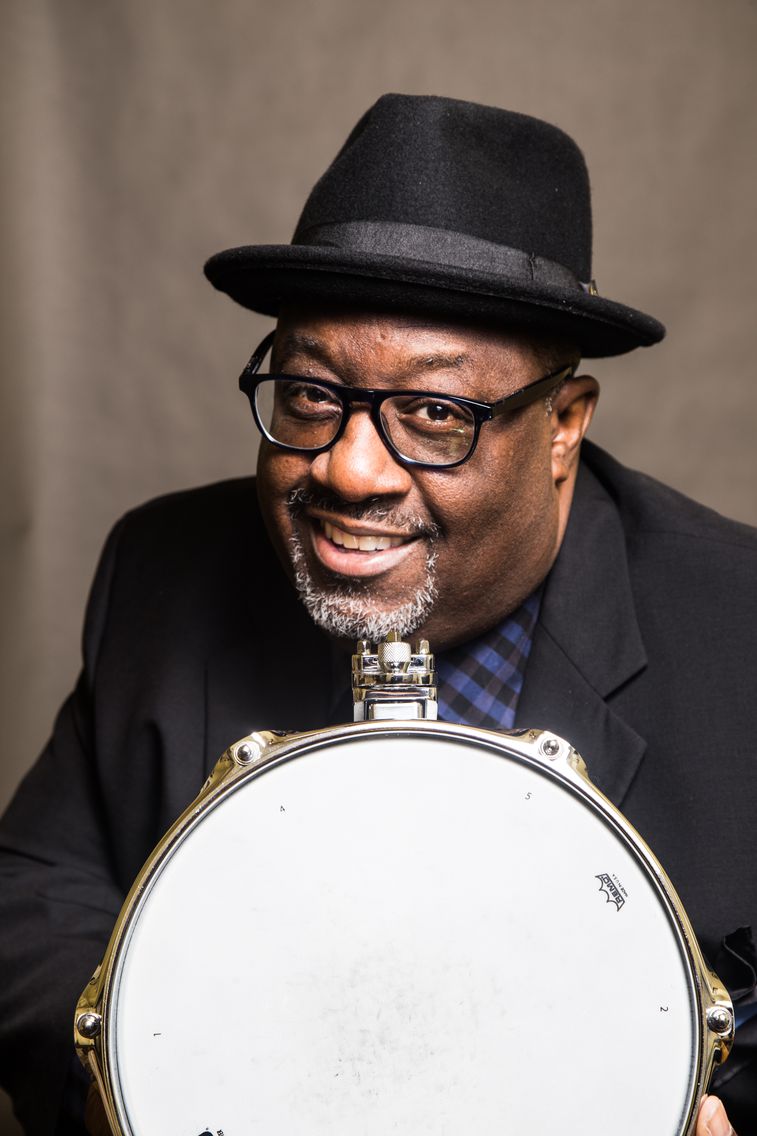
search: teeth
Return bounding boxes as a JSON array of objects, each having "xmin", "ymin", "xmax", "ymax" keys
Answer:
[{"xmin": 322, "ymin": 520, "xmax": 406, "ymax": 552}]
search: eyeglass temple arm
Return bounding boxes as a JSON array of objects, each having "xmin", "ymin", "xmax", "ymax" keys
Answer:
[
  {"xmin": 489, "ymin": 365, "xmax": 575, "ymax": 418},
  {"xmin": 241, "ymin": 330, "xmax": 276, "ymax": 380}
]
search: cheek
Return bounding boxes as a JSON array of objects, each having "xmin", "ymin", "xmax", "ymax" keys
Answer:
[
  {"xmin": 428, "ymin": 427, "xmax": 557, "ymax": 579},
  {"xmin": 256, "ymin": 448, "xmax": 309, "ymax": 548},
  {"xmin": 433, "ymin": 423, "xmax": 553, "ymax": 532}
]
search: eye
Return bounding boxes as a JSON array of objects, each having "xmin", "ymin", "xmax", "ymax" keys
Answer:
[
  {"xmin": 290, "ymin": 382, "xmax": 335, "ymax": 404},
  {"xmin": 391, "ymin": 396, "xmax": 472, "ymax": 433},
  {"xmin": 280, "ymin": 381, "xmax": 341, "ymax": 418},
  {"xmin": 301, "ymin": 384, "xmax": 333, "ymax": 404},
  {"xmin": 419, "ymin": 402, "xmax": 456, "ymax": 422}
]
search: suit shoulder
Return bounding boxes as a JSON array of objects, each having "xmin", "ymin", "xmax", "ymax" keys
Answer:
[
  {"xmin": 120, "ymin": 477, "xmax": 260, "ymax": 533},
  {"xmin": 89, "ymin": 477, "xmax": 274, "ymax": 618},
  {"xmin": 581, "ymin": 441, "xmax": 757, "ymax": 556}
]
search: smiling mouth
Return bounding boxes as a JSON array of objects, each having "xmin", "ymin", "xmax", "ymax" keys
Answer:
[{"xmin": 320, "ymin": 519, "xmax": 411, "ymax": 552}]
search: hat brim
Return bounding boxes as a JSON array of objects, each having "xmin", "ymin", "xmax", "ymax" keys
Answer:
[{"xmin": 204, "ymin": 244, "xmax": 665, "ymax": 358}]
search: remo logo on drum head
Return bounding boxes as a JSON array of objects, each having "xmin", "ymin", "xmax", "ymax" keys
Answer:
[{"xmin": 75, "ymin": 633, "xmax": 733, "ymax": 1135}]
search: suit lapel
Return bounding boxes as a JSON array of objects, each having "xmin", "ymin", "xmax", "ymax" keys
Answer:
[{"xmin": 516, "ymin": 457, "xmax": 648, "ymax": 807}]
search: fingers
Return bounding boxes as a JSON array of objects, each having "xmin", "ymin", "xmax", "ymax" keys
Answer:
[{"xmin": 698, "ymin": 1094, "xmax": 734, "ymax": 1136}]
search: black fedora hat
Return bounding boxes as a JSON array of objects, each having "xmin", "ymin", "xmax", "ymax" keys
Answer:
[{"xmin": 204, "ymin": 94, "xmax": 665, "ymax": 358}]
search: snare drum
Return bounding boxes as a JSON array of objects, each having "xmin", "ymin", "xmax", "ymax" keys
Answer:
[{"xmin": 75, "ymin": 720, "xmax": 733, "ymax": 1135}]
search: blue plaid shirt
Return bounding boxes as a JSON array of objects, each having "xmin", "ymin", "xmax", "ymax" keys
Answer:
[{"xmin": 436, "ymin": 589, "xmax": 541, "ymax": 730}]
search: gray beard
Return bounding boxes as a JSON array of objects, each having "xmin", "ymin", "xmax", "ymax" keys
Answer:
[{"xmin": 286, "ymin": 493, "xmax": 439, "ymax": 643}]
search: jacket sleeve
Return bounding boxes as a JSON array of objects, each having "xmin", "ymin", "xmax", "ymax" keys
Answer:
[{"xmin": 0, "ymin": 520, "xmax": 128, "ymax": 1135}]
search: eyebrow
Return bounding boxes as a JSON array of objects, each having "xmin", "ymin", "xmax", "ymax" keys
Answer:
[
  {"xmin": 273, "ymin": 332, "xmax": 326, "ymax": 365},
  {"xmin": 412, "ymin": 352, "xmax": 470, "ymax": 373},
  {"xmin": 273, "ymin": 332, "xmax": 471, "ymax": 377}
]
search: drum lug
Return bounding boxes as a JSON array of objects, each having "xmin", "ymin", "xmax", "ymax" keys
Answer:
[
  {"xmin": 516, "ymin": 729, "xmax": 578, "ymax": 768},
  {"xmin": 230, "ymin": 731, "xmax": 281, "ymax": 768},
  {"xmin": 706, "ymin": 1004, "xmax": 734, "ymax": 1037},
  {"xmin": 704, "ymin": 994, "xmax": 735, "ymax": 1065},
  {"xmin": 234, "ymin": 740, "xmax": 261, "ymax": 765},
  {"xmin": 513, "ymin": 729, "xmax": 589, "ymax": 781},
  {"xmin": 76, "ymin": 1011, "xmax": 102, "ymax": 1040},
  {"xmin": 539, "ymin": 735, "xmax": 562, "ymax": 758},
  {"xmin": 198, "ymin": 731, "xmax": 282, "ymax": 799},
  {"xmin": 74, "ymin": 967, "xmax": 106, "ymax": 1059}
]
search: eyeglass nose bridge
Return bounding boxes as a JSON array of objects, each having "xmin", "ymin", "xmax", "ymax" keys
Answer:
[{"xmin": 320, "ymin": 385, "xmax": 420, "ymax": 467}]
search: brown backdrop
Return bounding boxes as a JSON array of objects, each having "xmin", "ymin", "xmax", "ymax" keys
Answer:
[{"xmin": 2, "ymin": 1, "xmax": 756, "ymax": 1130}]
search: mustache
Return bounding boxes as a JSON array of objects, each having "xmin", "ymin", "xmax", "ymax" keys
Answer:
[{"xmin": 287, "ymin": 487, "xmax": 440, "ymax": 539}]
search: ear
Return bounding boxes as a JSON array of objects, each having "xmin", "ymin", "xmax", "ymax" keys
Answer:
[{"xmin": 550, "ymin": 375, "xmax": 599, "ymax": 486}]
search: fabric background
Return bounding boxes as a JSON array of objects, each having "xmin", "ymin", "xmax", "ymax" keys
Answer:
[{"xmin": 1, "ymin": 2, "xmax": 755, "ymax": 1129}]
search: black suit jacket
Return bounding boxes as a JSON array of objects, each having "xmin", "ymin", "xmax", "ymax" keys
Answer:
[{"xmin": 1, "ymin": 441, "xmax": 756, "ymax": 1133}]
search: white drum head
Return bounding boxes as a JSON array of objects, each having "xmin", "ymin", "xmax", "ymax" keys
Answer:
[{"xmin": 106, "ymin": 727, "xmax": 699, "ymax": 1135}]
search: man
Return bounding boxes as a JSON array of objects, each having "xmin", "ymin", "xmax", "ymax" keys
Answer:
[{"xmin": 1, "ymin": 94, "xmax": 754, "ymax": 1134}]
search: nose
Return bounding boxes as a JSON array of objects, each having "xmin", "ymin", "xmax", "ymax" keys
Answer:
[{"xmin": 308, "ymin": 408, "xmax": 414, "ymax": 502}]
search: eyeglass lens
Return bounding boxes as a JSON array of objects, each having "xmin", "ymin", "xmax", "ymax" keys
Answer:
[{"xmin": 254, "ymin": 379, "xmax": 476, "ymax": 464}]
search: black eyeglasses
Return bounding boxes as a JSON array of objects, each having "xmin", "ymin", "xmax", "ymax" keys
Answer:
[{"xmin": 239, "ymin": 331, "xmax": 575, "ymax": 470}]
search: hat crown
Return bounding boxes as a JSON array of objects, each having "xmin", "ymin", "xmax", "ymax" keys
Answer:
[
  {"xmin": 293, "ymin": 94, "xmax": 592, "ymax": 282},
  {"xmin": 204, "ymin": 92, "xmax": 665, "ymax": 356}
]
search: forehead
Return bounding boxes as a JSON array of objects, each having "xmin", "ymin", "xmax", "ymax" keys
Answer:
[{"xmin": 273, "ymin": 305, "xmax": 546, "ymax": 386}]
